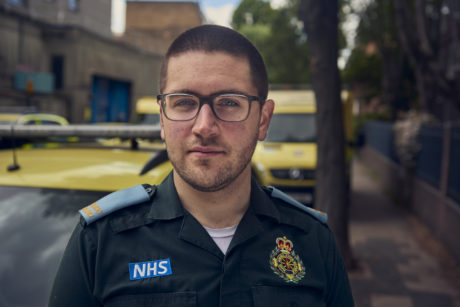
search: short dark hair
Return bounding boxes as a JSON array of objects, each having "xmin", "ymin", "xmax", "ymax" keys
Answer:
[{"xmin": 159, "ymin": 25, "xmax": 268, "ymax": 101}]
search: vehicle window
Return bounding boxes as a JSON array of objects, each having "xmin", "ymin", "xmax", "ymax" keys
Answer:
[
  {"xmin": 24, "ymin": 120, "xmax": 61, "ymax": 125},
  {"xmin": 266, "ymin": 113, "xmax": 316, "ymax": 142},
  {"xmin": 139, "ymin": 114, "xmax": 160, "ymax": 126}
]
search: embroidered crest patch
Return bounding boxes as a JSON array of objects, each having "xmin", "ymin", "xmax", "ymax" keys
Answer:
[{"xmin": 269, "ymin": 236, "xmax": 305, "ymax": 283}]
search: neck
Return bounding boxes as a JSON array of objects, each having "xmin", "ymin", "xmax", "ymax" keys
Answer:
[{"xmin": 173, "ymin": 168, "xmax": 252, "ymax": 228}]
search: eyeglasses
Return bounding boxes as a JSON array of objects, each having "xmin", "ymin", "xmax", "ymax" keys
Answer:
[{"xmin": 157, "ymin": 92, "xmax": 262, "ymax": 122}]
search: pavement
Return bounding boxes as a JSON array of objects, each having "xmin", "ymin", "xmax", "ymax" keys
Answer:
[{"xmin": 348, "ymin": 158, "xmax": 460, "ymax": 307}]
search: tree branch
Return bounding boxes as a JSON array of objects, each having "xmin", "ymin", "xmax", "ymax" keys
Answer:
[{"xmin": 415, "ymin": 0, "xmax": 433, "ymax": 57}]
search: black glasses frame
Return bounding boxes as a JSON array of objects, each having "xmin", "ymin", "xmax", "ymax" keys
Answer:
[{"xmin": 157, "ymin": 92, "xmax": 263, "ymax": 122}]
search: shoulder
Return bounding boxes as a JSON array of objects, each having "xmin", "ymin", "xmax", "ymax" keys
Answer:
[
  {"xmin": 262, "ymin": 186, "xmax": 328, "ymax": 225},
  {"xmin": 78, "ymin": 184, "xmax": 156, "ymax": 226}
]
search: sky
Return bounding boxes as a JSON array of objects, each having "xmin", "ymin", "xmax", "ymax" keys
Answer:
[{"xmin": 201, "ymin": 0, "xmax": 288, "ymax": 27}]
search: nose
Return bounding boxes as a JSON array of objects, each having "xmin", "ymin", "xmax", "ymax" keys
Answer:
[{"xmin": 191, "ymin": 104, "xmax": 219, "ymax": 137}]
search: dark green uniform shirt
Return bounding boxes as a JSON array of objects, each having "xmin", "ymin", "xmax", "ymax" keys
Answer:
[{"xmin": 49, "ymin": 173, "xmax": 354, "ymax": 306}]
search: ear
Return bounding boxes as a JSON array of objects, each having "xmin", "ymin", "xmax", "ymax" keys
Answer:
[
  {"xmin": 158, "ymin": 101, "xmax": 166, "ymax": 140},
  {"xmin": 258, "ymin": 99, "xmax": 274, "ymax": 141}
]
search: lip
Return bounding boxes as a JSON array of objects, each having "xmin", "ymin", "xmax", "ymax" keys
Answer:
[{"xmin": 188, "ymin": 146, "xmax": 224, "ymax": 157}]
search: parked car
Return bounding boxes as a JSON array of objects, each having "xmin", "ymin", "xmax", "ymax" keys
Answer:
[
  {"xmin": 135, "ymin": 96, "xmax": 161, "ymax": 126},
  {"xmin": 0, "ymin": 127, "xmax": 172, "ymax": 307},
  {"xmin": 0, "ymin": 112, "xmax": 69, "ymax": 125},
  {"xmin": 251, "ymin": 90, "xmax": 354, "ymax": 205}
]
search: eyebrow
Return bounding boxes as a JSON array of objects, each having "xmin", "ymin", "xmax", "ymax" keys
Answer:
[{"xmin": 165, "ymin": 89, "xmax": 253, "ymax": 97}]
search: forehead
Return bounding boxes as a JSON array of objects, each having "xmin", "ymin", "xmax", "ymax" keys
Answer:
[{"xmin": 164, "ymin": 51, "xmax": 255, "ymax": 95}]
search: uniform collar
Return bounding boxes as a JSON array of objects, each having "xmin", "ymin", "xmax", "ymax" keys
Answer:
[
  {"xmin": 147, "ymin": 172, "xmax": 185, "ymax": 220},
  {"xmin": 249, "ymin": 177, "xmax": 280, "ymax": 223},
  {"xmin": 222, "ymin": 178, "xmax": 281, "ymax": 254},
  {"xmin": 146, "ymin": 172, "xmax": 311, "ymax": 235},
  {"xmin": 148, "ymin": 172, "xmax": 281, "ymax": 222}
]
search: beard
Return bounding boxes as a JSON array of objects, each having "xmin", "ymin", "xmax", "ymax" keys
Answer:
[{"xmin": 166, "ymin": 132, "xmax": 258, "ymax": 192}]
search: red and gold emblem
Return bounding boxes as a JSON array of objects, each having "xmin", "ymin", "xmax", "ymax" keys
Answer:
[{"xmin": 269, "ymin": 236, "xmax": 305, "ymax": 283}]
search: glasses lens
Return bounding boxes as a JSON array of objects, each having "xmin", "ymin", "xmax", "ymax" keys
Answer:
[
  {"xmin": 213, "ymin": 94, "xmax": 250, "ymax": 121},
  {"xmin": 164, "ymin": 94, "xmax": 199, "ymax": 121}
]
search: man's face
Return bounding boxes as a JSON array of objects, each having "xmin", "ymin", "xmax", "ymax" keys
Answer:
[{"xmin": 160, "ymin": 51, "xmax": 273, "ymax": 192}]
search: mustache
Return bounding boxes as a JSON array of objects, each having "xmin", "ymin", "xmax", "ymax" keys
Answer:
[{"xmin": 190, "ymin": 135, "xmax": 220, "ymax": 147}]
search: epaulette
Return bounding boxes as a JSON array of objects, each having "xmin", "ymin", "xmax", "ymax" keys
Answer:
[
  {"xmin": 266, "ymin": 186, "xmax": 328, "ymax": 225},
  {"xmin": 79, "ymin": 184, "xmax": 156, "ymax": 225}
]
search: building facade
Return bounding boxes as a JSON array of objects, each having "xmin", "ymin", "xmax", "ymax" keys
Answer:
[
  {"xmin": 0, "ymin": 0, "xmax": 162, "ymax": 123},
  {"xmin": 5, "ymin": 0, "xmax": 112, "ymax": 38},
  {"xmin": 121, "ymin": 1, "xmax": 204, "ymax": 54}
]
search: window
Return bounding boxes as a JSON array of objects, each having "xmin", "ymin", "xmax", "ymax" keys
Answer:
[
  {"xmin": 6, "ymin": 0, "xmax": 25, "ymax": 5},
  {"xmin": 51, "ymin": 55, "xmax": 64, "ymax": 90},
  {"xmin": 68, "ymin": 0, "xmax": 78, "ymax": 11},
  {"xmin": 266, "ymin": 113, "xmax": 316, "ymax": 143}
]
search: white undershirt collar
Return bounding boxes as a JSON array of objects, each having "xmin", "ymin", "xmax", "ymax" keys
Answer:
[{"xmin": 203, "ymin": 224, "xmax": 238, "ymax": 254}]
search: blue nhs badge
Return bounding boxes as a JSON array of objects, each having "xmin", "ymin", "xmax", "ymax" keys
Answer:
[{"xmin": 129, "ymin": 258, "xmax": 172, "ymax": 280}]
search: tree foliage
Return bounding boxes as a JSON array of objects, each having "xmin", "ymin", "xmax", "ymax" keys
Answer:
[
  {"xmin": 232, "ymin": 0, "xmax": 311, "ymax": 85},
  {"xmin": 394, "ymin": 0, "xmax": 460, "ymax": 121},
  {"xmin": 342, "ymin": 0, "xmax": 411, "ymax": 119},
  {"xmin": 343, "ymin": 0, "xmax": 460, "ymax": 121},
  {"xmin": 231, "ymin": 0, "xmax": 275, "ymax": 29},
  {"xmin": 342, "ymin": 48, "xmax": 382, "ymax": 94}
]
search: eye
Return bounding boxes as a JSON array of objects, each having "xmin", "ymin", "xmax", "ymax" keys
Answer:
[
  {"xmin": 215, "ymin": 96, "xmax": 244, "ymax": 108},
  {"xmin": 169, "ymin": 96, "xmax": 198, "ymax": 108}
]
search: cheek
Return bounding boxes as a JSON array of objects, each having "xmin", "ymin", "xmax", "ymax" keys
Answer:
[
  {"xmin": 163, "ymin": 123, "xmax": 189, "ymax": 142},
  {"xmin": 228, "ymin": 123, "xmax": 259, "ymax": 146}
]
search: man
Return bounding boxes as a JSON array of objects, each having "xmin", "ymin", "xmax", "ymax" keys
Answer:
[{"xmin": 49, "ymin": 25, "xmax": 354, "ymax": 306}]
